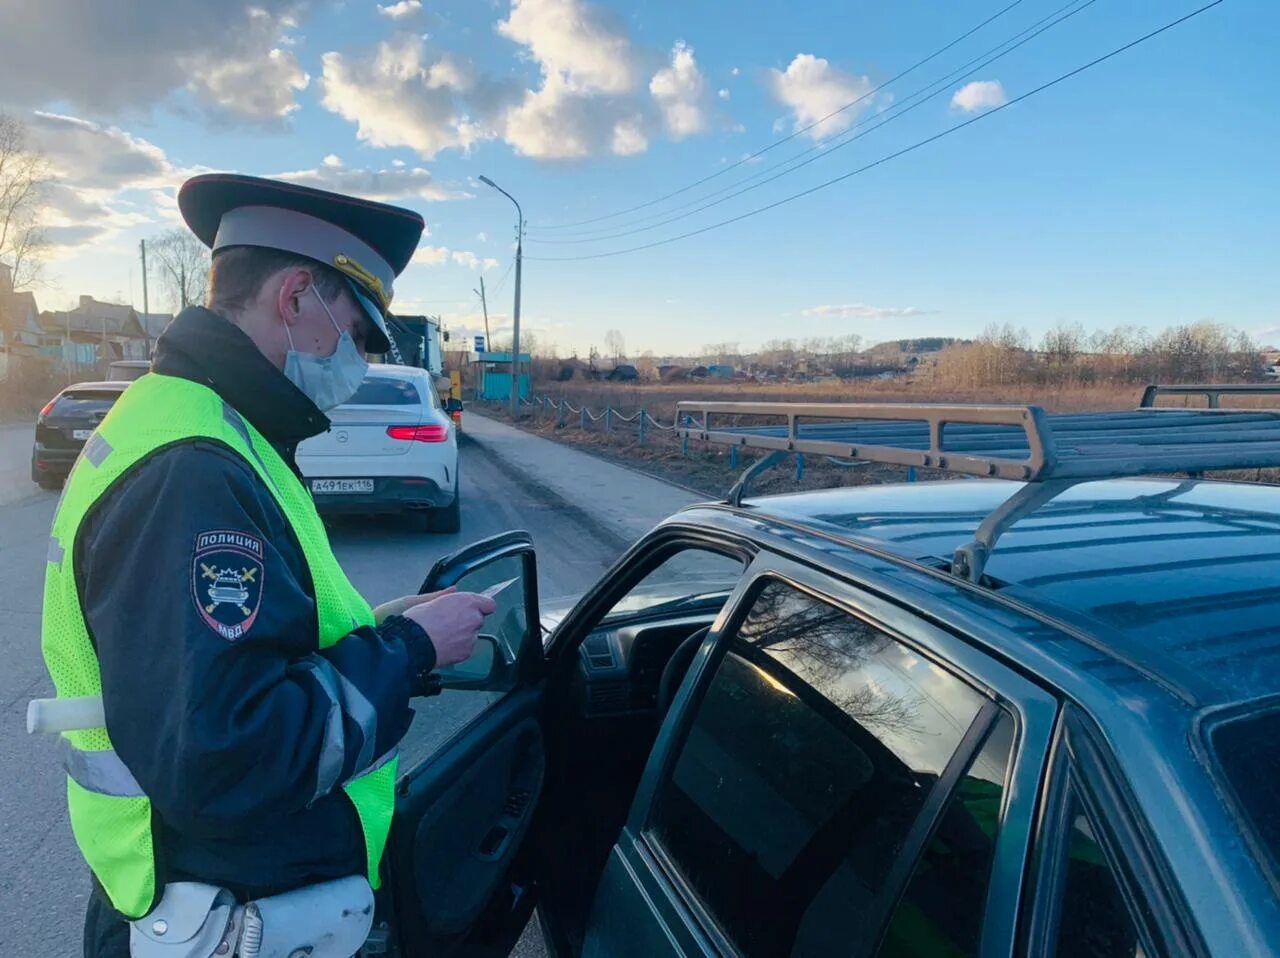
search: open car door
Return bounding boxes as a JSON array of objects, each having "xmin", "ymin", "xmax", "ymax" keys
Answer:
[{"xmin": 386, "ymin": 530, "xmax": 552, "ymax": 958}]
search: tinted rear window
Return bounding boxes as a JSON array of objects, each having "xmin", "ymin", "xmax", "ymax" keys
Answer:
[
  {"xmin": 57, "ymin": 390, "xmax": 123, "ymax": 411},
  {"xmin": 348, "ymin": 377, "xmax": 422, "ymax": 406},
  {"xmin": 1209, "ymin": 707, "xmax": 1280, "ymax": 877}
]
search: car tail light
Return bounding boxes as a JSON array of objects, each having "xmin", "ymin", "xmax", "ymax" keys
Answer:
[
  {"xmin": 38, "ymin": 399, "xmax": 57, "ymax": 420},
  {"xmin": 387, "ymin": 424, "xmax": 449, "ymax": 443}
]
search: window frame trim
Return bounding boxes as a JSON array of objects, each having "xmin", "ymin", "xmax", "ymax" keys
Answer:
[
  {"xmin": 1022, "ymin": 707, "xmax": 1207, "ymax": 958},
  {"xmin": 628, "ymin": 550, "xmax": 1058, "ymax": 957}
]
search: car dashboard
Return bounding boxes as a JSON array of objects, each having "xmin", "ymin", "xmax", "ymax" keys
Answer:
[{"xmin": 572, "ymin": 614, "xmax": 716, "ymax": 718}]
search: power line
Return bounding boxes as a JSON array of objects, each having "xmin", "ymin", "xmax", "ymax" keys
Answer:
[
  {"xmin": 530, "ymin": 0, "xmax": 1030, "ymax": 231},
  {"xmin": 526, "ymin": 1, "xmax": 1225, "ymax": 263},
  {"xmin": 529, "ymin": 0, "xmax": 1097, "ymax": 246}
]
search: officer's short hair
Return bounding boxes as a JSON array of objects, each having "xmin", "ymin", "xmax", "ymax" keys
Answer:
[{"xmin": 208, "ymin": 246, "xmax": 351, "ymax": 316}]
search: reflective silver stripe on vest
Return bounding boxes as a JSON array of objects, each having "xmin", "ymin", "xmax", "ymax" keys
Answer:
[
  {"xmin": 221, "ymin": 404, "xmax": 282, "ymax": 497},
  {"xmin": 291, "ymin": 658, "xmax": 346, "ymax": 803},
  {"xmin": 48, "ymin": 536, "xmax": 64, "ymax": 565},
  {"xmin": 332, "ymin": 667, "xmax": 378, "ymax": 775},
  {"xmin": 292, "ymin": 655, "xmax": 381, "ymax": 802},
  {"xmin": 61, "ymin": 740, "xmax": 145, "ymax": 798},
  {"xmin": 82, "ymin": 434, "xmax": 112, "ymax": 467}
]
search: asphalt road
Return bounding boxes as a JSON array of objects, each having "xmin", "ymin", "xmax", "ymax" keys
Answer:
[{"xmin": 0, "ymin": 426, "xmax": 626, "ymax": 954}]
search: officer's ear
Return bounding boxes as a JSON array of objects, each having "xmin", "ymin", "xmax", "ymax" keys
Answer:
[{"xmin": 275, "ymin": 267, "xmax": 314, "ymax": 328}]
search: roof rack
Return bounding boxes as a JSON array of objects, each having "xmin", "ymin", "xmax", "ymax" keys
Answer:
[
  {"xmin": 1140, "ymin": 383, "xmax": 1280, "ymax": 408},
  {"xmin": 676, "ymin": 385, "xmax": 1280, "ymax": 583}
]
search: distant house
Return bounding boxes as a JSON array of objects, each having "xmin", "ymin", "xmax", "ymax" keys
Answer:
[
  {"xmin": 0, "ymin": 263, "xmax": 44, "ymax": 361},
  {"xmin": 41, "ymin": 295, "xmax": 149, "ymax": 364},
  {"xmin": 140, "ymin": 312, "xmax": 175, "ymax": 344}
]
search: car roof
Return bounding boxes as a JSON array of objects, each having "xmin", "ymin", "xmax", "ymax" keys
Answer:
[
  {"xmin": 739, "ymin": 478, "xmax": 1280, "ymax": 707},
  {"xmin": 363, "ymin": 363, "xmax": 431, "ymax": 381},
  {"xmin": 63, "ymin": 381, "xmax": 130, "ymax": 392}
]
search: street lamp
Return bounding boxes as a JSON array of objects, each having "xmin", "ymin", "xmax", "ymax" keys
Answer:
[{"xmin": 478, "ymin": 175, "xmax": 523, "ymax": 418}]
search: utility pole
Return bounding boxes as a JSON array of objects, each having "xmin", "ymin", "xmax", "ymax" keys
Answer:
[
  {"xmin": 473, "ymin": 277, "xmax": 491, "ymax": 354},
  {"xmin": 139, "ymin": 239, "xmax": 151, "ymax": 356},
  {"xmin": 478, "ymin": 176, "xmax": 523, "ymax": 418}
]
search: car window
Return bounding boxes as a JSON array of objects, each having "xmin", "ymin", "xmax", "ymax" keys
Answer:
[
  {"xmin": 1053, "ymin": 796, "xmax": 1144, "ymax": 958},
  {"xmin": 603, "ymin": 548, "xmax": 745, "ymax": 622},
  {"xmin": 877, "ymin": 711, "xmax": 1014, "ymax": 957},
  {"xmin": 646, "ymin": 579, "xmax": 990, "ymax": 957},
  {"xmin": 55, "ymin": 390, "xmax": 122, "ymax": 411},
  {"xmin": 348, "ymin": 376, "xmax": 422, "ymax": 406},
  {"xmin": 1206, "ymin": 706, "xmax": 1280, "ymax": 880}
]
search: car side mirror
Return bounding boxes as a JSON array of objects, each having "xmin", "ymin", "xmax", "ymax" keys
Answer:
[
  {"xmin": 435, "ymin": 634, "xmax": 503, "ymax": 691},
  {"xmin": 419, "ymin": 531, "xmax": 539, "ymax": 690}
]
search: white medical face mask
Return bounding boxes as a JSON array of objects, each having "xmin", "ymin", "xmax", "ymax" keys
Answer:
[{"xmin": 282, "ymin": 287, "xmax": 369, "ymax": 411}]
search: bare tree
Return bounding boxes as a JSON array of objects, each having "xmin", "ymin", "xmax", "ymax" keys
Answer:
[
  {"xmin": 149, "ymin": 228, "xmax": 211, "ymax": 311},
  {"xmin": 604, "ymin": 328, "xmax": 626, "ymax": 361},
  {"xmin": 0, "ymin": 112, "xmax": 51, "ymax": 290}
]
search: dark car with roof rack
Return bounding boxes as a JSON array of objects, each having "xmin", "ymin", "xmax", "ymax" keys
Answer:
[{"xmin": 201, "ymin": 383, "xmax": 1278, "ymax": 957}]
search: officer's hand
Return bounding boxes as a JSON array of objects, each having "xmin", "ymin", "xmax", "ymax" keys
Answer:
[
  {"xmin": 374, "ymin": 586, "xmax": 457, "ymax": 625},
  {"xmin": 402, "ymin": 592, "xmax": 497, "ymax": 668}
]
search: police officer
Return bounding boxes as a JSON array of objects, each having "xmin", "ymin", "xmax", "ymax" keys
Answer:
[{"xmin": 39, "ymin": 173, "xmax": 496, "ymax": 956}]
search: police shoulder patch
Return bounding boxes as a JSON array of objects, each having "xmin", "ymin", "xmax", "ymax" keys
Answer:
[{"xmin": 191, "ymin": 530, "xmax": 265, "ymax": 642}]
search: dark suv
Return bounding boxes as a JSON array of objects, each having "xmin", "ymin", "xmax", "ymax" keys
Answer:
[
  {"xmin": 370, "ymin": 387, "xmax": 1280, "ymax": 958},
  {"xmin": 31, "ymin": 381, "xmax": 128, "ymax": 490}
]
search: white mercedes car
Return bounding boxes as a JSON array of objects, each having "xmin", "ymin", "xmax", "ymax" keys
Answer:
[{"xmin": 296, "ymin": 364, "xmax": 460, "ymax": 532}]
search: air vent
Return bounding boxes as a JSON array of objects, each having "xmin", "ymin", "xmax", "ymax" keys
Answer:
[
  {"xmin": 582, "ymin": 634, "xmax": 617, "ymax": 670},
  {"xmin": 587, "ymin": 682, "xmax": 629, "ymax": 714}
]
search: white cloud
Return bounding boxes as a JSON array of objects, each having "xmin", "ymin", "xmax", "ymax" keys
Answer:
[
  {"xmin": 413, "ymin": 246, "xmax": 451, "ymax": 265},
  {"xmin": 718, "ymin": 88, "xmax": 730, "ymax": 101},
  {"xmin": 801, "ymin": 303, "xmax": 931, "ymax": 321},
  {"xmin": 497, "ymin": 0, "xmax": 637, "ymax": 95},
  {"xmin": 18, "ymin": 113, "xmax": 197, "ymax": 256},
  {"xmin": 477, "ymin": 232, "xmax": 488, "ymax": 242},
  {"xmin": 0, "ymin": 2, "xmax": 311, "ymax": 124},
  {"xmin": 322, "ymin": 154, "xmax": 343, "ymax": 168},
  {"xmin": 377, "ymin": 0, "xmax": 422, "ymax": 19},
  {"xmin": 183, "ymin": 9, "xmax": 310, "ymax": 125},
  {"xmin": 451, "ymin": 250, "xmax": 500, "ymax": 271},
  {"xmin": 319, "ymin": 38, "xmax": 513, "ymax": 159},
  {"xmin": 951, "ymin": 80, "xmax": 1007, "ymax": 113},
  {"xmin": 391, "ymin": 159, "xmax": 406, "ymax": 167},
  {"xmin": 274, "ymin": 165, "xmax": 468, "ymax": 202},
  {"xmin": 497, "ymin": 0, "xmax": 648, "ymax": 159},
  {"xmin": 768, "ymin": 53, "xmax": 875, "ymax": 139},
  {"xmin": 730, "ymin": 67, "xmax": 741, "ymax": 77},
  {"xmin": 411, "ymin": 246, "xmax": 498, "ymax": 270},
  {"xmin": 649, "ymin": 41, "xmax": 708, "ymax": 139},
  {"xmin": 26, "ymin": 112, "xmax": 181, "ymax": 192},
  {"xmin": 502, "ymin": 77, "xmax": 593, "ymax": 159},
  {"xmin": 318, "ymin": 0, "xmax": 711, "ymax": 162},
  {"xmin": 611, "ymin": 117, "xmax": 649, "ymax": 156}
]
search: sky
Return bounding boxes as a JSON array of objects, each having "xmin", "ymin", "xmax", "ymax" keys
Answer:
[{"xmin": 0, "ymin": 0, "xmax": 1275, "ymax": 355}]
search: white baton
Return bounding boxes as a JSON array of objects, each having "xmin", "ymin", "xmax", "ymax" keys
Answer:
[{"xmin": 26, "ymin": 696, "xmax": 105, "ymax": 735}]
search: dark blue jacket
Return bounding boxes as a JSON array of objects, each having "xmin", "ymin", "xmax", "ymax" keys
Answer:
[{"xmin": 75, "ymin": 307, "xmax": 435, "ymax": 900}]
